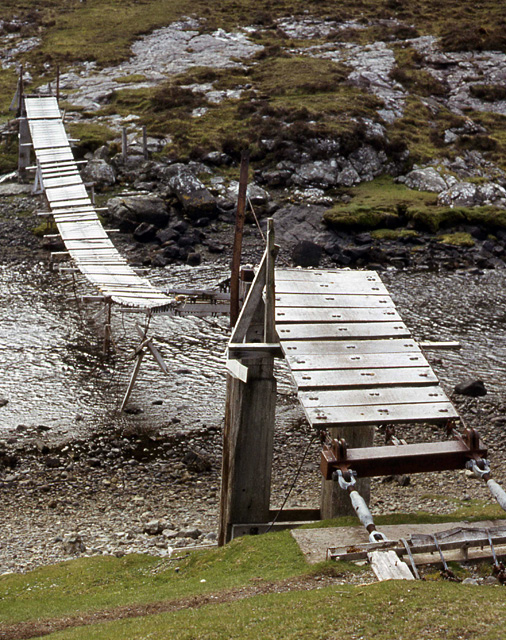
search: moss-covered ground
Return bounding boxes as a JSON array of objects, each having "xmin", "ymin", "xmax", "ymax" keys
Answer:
[{"xmin": 323, "ymin": 176, "xmax": 506, "ymax": 234}]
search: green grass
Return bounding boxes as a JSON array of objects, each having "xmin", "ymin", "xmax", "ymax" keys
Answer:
[
  {"xmin": 437, "ymin": 231, "xmax": 475, "ymax": 247},
  {"xmin": 3, "ymin": 506, "xmax": 505, "ymax": 628},
  {"xmin": 13, "ymin": 580, "xmax": 506, "ymax": 639},
  {"xmin": 97, "ymin": 54, "xmax": 382, "ymax": 162},
  {"xmin": 7, "ymin": 0, "xmax": 504, "ymax": 69},
  {"xmin": 371, "ymin": 228, "xmax": 420, "ymax": 240},
  {"xmin": 0, "ymin": 531, "xmax": 311, "ymax": 625},
  {"xmin": 65, "ymin": 122, "xmax": 116, "ymax": 156},
  {"xmin": 324, "ymin": 176, "xmax": 506, "ymax": 233}
]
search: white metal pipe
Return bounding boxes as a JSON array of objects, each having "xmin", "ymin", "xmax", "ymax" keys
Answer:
[
  {"xmin": 487, "ymin": 479, "xmax": 506, "ymax": 512},
  {"xmin": 350, "ymin": 490, "xmax": 375, "ymax": 529}
]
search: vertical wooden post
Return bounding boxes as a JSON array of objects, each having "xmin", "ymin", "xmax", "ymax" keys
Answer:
[
  {"xmin": 103, "ymin": 300, "xmax": 112, "ymax": 355},
  {"xmin": 219, "ymin": 354, "xmax": 277, "ymax": 545},
  {"xmin": 17, "ymin": 69, "xmax": 31, "ymax": 180},
  {"xmin": 122, "ymin": 127, "xmax": 128, "ymax": 161},
  {"xmin": 142, "ymin": 126, "xmax": 149, "ymax": 160},
  {"xmin": 56, "ymin": 65, "xmax": 60, "ymax": 102},
  {"xmin": 320, "ymin": 425, "xmax": 375, "ymax": 518},
  {"xmin": 229, "ymin": 149, "xmax": 249, "ymax": 327},
  {"xmin": 264, "ymin": 218, "xmax": 276, "ymax": 343},
  {"xmin": 219, "ymin": 233, "xmax": 278, "ymax": 545}
]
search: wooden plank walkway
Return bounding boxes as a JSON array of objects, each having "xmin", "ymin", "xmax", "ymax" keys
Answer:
[
  {"xmin": 275, "ymin": 269, "xmax": 458, "ymax": 428},
  {"xmin": 24, "ymin": 96, "xmax": 175, "ymax": 312}
]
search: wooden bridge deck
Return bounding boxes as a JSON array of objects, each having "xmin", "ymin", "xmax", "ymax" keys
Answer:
[
  {"xmin": 24, "ymin": 96, "xmax": 174, "ymax": 312},
  {"xmin": 275, "ymin": 269, "xmax": 458, "ymax": 428}
]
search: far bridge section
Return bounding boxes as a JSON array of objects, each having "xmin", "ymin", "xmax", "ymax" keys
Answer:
[
  {"xmin": 219, "ymin": 229, "xmax": 505, "ymax": 545},
  {"xmin": 21, "ymin": 94, "xmax": 230, "ymax": 407},
  {"xmin": 23, "ymin": 96, "xmax": 176, "ymax": 314}
]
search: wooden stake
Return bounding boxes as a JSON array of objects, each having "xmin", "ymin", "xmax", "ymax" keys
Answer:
[
  {"xmin": 120, "ymin": 349, "xmax": 145, "ymax": 411},
  {"xmin": 229, "ymin": 149, "xmax": 249, "ymax": 327},
  {"xmin": 122, "ymin": 127, "xmax": 128, "ymax": 161},
  {"xmin": 142, "ymin": 126, "xmax": 148, "ymax": 160},
  {"xmin": 103, "ymin": 300, "xmax": 112, "ymax": 354}
]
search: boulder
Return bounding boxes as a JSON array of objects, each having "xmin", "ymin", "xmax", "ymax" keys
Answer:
[
  {"xmin": 400, "ymin": 167, "xmax": 453, "ymax": 193},
  {"xmin": 291, "ymin": 240, "xmax": 322, "ymax": 267},
  {"xmin": 186, "ymin": 252, "xmax": 202, "ymax": 266},
  {"xmin": 160, "ymin": 164, "xmax": 217, "ymax": 219},
  {"xmin": 438, "ymin": 182, "xmax": 506, "ymax": 207},
  {"xmin": 183, "ymin": 449, "xmax": 211, "ymax": 472},
  {"xmin": 107, "ymin": 195, "xmax": 170, "ymax": 231},
  {"xmin": 224, "ymin": 181, "xmax": 271, "ymax": 206},
  {"xmin": 336, "ymin": 165, "xmax": 361, "ymax": 187},
  {"xmin": 272, "ymin": 204, "xmax": 334, "ymax": 251},
  {"xmin": 81, "ymin": 159, "xmax": 116, "ymax": 189},
  {"xmin": 133, "ymin": 222, "xmax": 158, "ymax": 243},
  {"xmin": 349, "ymin": 145, "xmax": 386, "ymax": 180},
  {"xmin": 143, "ymin": 520, "xmax": 165, "ymax": 535},
  {"xmin": 454, "ymin": 379, "xmax": 487, "ymax": 397},
  {"xmin": 293, "ymin": 161, "xmax": 338, "ymax": 188}
]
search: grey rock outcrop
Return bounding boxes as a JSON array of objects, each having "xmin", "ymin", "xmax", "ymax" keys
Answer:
[
  {"xmin": 272, "ymin": 204, "xmax": 333, "ymax": 251},
  {"xmin": 399, "ymin": 167, "xmax": 456, "ymax": 193},
  {"xmin": 107, "ymin": 195, "xmax": 170, "ymax": 231},
  {"xmin": 438, "ymin": 182, "xmax": 506, "ymax": 207},
  {"xmin": 160, "ymin": 164, "xmax": 217, "ymax": 219},
  {"xmin": 81, "ymin": 159, "xmax": 116, "ymax": 189}
]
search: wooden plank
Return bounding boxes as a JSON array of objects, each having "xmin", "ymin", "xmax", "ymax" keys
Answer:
[
  {"xmin": 282, "ymin": 339, "xmax": 420, "ymax": 355},
  {"xmin": 275, "ymin": 279, "xmax": 388, "ymax": 296},
  {"xmin": 275, "ymin": 308, "xmax": 402, "ymax": 324},
  {"xmin": 275, "ymin": 293, "xmax": 395, "ymax": 308},
  {"xmin": 368, "ymin": 550, "xmax": 415, "ymax": 581},
  {"xmin": 276, "ymin": 269, "xmax": 381, "ymax": 282},
  {"xmin": 292, "ymin": 367, "xmax": 438, "ymax": 390},
  {"xmin": 299, "ymin": 385, "xmax": 450, "ymax": 408},
  {"xmin": 307, "ymin": 401, "xmax": 458, "ymax": 427},
  {"xmin": 277, "ymin": 322, "xmax": 411, "ymax": 340},
  {"xmin": 287, "ymin": 352, "xmax": 429, "ymax": 371},
  {"xmin": 226, "ymin": 359, "xmax": 249, "ymax": 383}
]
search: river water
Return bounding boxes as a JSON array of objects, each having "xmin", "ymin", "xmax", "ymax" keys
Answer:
[{"xmin": 1, "ymin": 262, "xmax": 505, "ymax": 441}]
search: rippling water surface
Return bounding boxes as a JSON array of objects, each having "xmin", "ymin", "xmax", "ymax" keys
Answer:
[{"xmin": 1, "ymin": 263, "xmax": 505, "ymax": 439}]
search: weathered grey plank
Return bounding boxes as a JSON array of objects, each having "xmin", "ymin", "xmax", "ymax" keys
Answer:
[
  {"xmin": 368, "ymin": 550, "xmax": 415, "ymax": 581},
  {"xmin": 276, "ymin": 269, "xmax": 380, "ymax": 282},
  {"xmin": 275, "ymin": 280, "xmax": 388, "ymax": 296},
  {"xmin": 287, "ymin": 352, "xmax": 429, "ymax": 371},
  {"xmin": 307, "ymin": 402, "xmax": 458, "ymax": 427},
  {"xmin": 282, "ymin": 339, "xmax": 420, "ymax": 355},
  {"xmin": 276, "ymin": 307, "xmax": 402, "ymax": 323},
  {"xmin": 275, "ymin": 293, "xmax": 395, "ymax": 308},
  {"xmin": 292, "ymin": 367, "xmax": 438, "ymax": 390},
  {"xmin": 277, "ymin": 322, "xmax": 411, "ymax": 340},
  {"xmin": 299, "ymin": 385, "xmax": 450, "ymax": 408}
]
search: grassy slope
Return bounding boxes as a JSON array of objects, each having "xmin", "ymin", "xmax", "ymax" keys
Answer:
[
  {"xmin": 1, "ymin": 506, "xmax": 505, "ymax": 629},
  {"xmin": 34, "ymin": 582, "xmax": 506, "ymax": 640}
]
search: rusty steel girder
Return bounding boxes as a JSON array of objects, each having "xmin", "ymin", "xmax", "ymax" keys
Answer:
[{"xmin": 320, "ymin": 428, "xmax": 487, "ymax": 480}]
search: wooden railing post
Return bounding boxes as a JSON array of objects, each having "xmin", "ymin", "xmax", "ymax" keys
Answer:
[
  {"xmin": 229, "ymin": 150, "xmax": 249, "ymax": 327},
  {"xmin": 219, "ymin": 225, "xmax": 279, "ymax": 545},
  {"xmin": 264, "ymin": 218, "xmax": 276, "ymax": 343}
]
